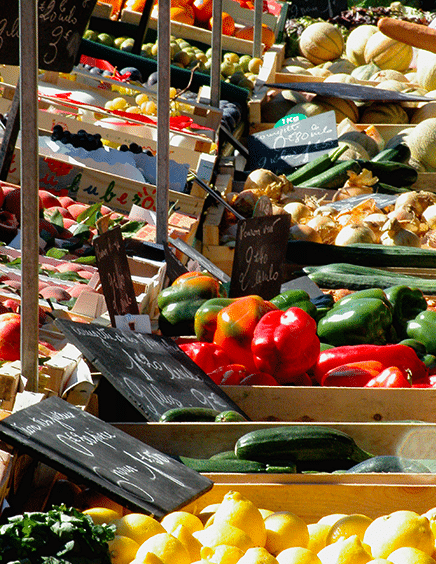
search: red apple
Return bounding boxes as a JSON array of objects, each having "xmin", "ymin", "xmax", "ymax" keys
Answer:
[
  {"xmin": 0, "ymin": 312, "xmax": 21, "ymax": 361},
  {"xmin": 39, "ymin": 285, "xmax": 72, "ymax": 302},
  {"xmin": 68, "ymin": 203, "xmax": 90, "ymax": 221},
  {"xmin": 59, "ymin": 196, "xmax": 76, "ymax": 208},
  {"xmin": 39, "ymin": 190, "xmax": 61, "ymax": 209}
]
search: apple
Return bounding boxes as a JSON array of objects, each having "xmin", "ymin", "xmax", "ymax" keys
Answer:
[
  {"xmin": 39, "ymin": 190, "xmax": 61, "ymax": 209},
  {"xmin": 0, "ymin": 312, "xmax": 21, "ymax": 361}
]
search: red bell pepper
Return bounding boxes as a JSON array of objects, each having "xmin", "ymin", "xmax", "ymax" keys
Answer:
[
  {"xmin": 322, "ymin": 360, "xmax": 385, "ymax": 387},
  {"xmin": 213, "ymin": 295, "xmax": 277, "ymax": 373},
  {"xmin": 413, "ymin": 374, "xmax": 436, "ymax": 388},
  {"xmin": 364, "ymin": 366, "xmax": 412, "ymax": 388},
  {"xmin": 251, "ymin": 307, "xmax": 320, "ymax": 385},
  {"xmin": 312, "ymin": 344, "xmax": 428, "ymax": 385},
  {"xmin": 179, "ymin": 341, "xmax": 230, "ymax": 375}
]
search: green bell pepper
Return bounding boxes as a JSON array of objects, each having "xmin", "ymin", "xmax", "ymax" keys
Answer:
[
  {"xmin": 407, "ymin": 310, "xmax": 436, "ymax": 356},
  {"xmin": 385, "ymin": 285, "xmax": 428, "ymax": 340},
  {"xmin": 194, "ymin": 297, "xmax": 236, "ymax": 342},
  {"xmin": 334, "ymin": 288, "xmax": 391, "ymax": 309},
  {"xmin": 317, "ymin": 297, "xmax": 393, "ymax": 347},
  {"xmin": 270, "ymin": 289, "xmax": 316, "ymax": 318}
]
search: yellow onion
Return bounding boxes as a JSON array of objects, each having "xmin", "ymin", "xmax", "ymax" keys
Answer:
[
  {"xmin": 288, "ymin": 223, "xmax": 322, "ymax": 243},
  {"xmin": 394, "ymin": 191, "xmax": 436, "ymax": 217},
  {"xmin": 387, "ymin": 204, "xmax": 420, "ymax": 232},
  {"xmin": 380, "ymin": 217, "xmax": 421, "ymax": 247},
  {"xmin": 306, "ymin": 216, "xmax": 340, "ymax": 244},
  {"xmin": 422, "ymin": 203, "xmax": 436, "ymax": 229},
  {"xmin": 283, "ymin": 201, "xmax": 312, "ymax": 223},
  {"xmin": 334, "ymin": 223, "xmax": 377, "ymax": 246}
]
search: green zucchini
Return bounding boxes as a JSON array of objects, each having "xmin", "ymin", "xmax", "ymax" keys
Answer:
[
  {"xmin": 179, "ymin": 456, "xmax": 267, "ymax": 473},
  {"xmin": 234, "ymin": 425, "xmax": 373, "ymax": 465},
  {"xmin": 357, "ymin": 160, "xmax": 418, "ymax": 187},
  {"xmin": 215, "ymin": 410, "xmax": 248, "ymax": 422},
  {"xmin": 159, "ymin": 407, "xmax": 221, "ymax": 422},
  {"xmin": 286, "ymin": 145, "xmax": 349, "ymax": 185},
  {"xmin": 295, "ymin": 160, "xmax": 362, "ymax": 189},
  {"xmin": 209, "ymin": 450, "xmax": 238, "ymax": 460},
  {"xmin": 303, "ymin": 263, "xmax": 436, "ymax": 295},
  {"xmin": 345, "ymin": 456, "xmax": 431, "ymax": 474},
  {"xmin": 375, "ymin": 183, "xmax": 413, "ymax": 195},
  {"xmin": 371, "ymin": 143, "xmax": 411, "ymax": 164},
  {"xmin": 266, "ymin": 463, "xmax": 297, "ymax": 473}
]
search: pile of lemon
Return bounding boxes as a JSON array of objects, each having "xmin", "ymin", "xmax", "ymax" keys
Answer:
[{"xmin": 83, "ymin": 491, "xmax": 436, "ymax": 564}]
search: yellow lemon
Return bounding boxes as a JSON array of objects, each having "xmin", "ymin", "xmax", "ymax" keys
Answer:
[
  {"xmin": 366, "ymin": 560, "xmax": 393, "ymax": 563},
  {"xmin": 112, "ymin": 513, "xmax": 166, "ymax": 545},
  {"xmin": 194, "ymin": 522, "xmax": 255, "ymax": 552},
  {"xmin": 238, "ymin": 547, "xmax": 280, "ymax": 564},
  {"xmin": 317, "ymin": 534, "xmax": 373, "ymax": 564},
  {"xmin": 212, "ymin": 490, "xmax": 267, "ymax": 547},
  {"xmin": 264, "ymin": 511, "xmax": 310, "ymax": 556},
  {"xmin": 198, "ymin": 504, "xmax": 221, "ymax": 527},
  {"xmin": 135, "ymin": 532, "xmax": 191, "ymax": 564},
  {"xmin": 171, "ymin": 523, "xmax": 203, "ymax": 562},
  {"xmin": 388, "ymin": 547, "xmax": 436, "ymax": 564},
  {"xmin": 422, "ymin": 509, "xmax": 436, "ymax": 543},
  {"xmin": 363, "ymin": 511, "xmax": 435, "ymax": 559},
  {"xmin": 276, "ymin": 547, "xmax": 322, "ymax": 564},
  {"xmin": 160, "ymin": 510, "xmax": 204, "ymax": 534},
  {"xmin": 318, "ymin": 515, "xmax": 349, "ymax": 527},
  {"xmin": 108, "ymin": 535, "xmax": 140, "ymax": 564},
  {"xmin": 201, "ymin": 543, "xmax": 245, "ymax": 563},
  {"xmin": 131, "ymin": 554, "xmax": 164, "ymax": 564},
  {"xmin": 261, "ymin": 509, "xmax": 275, "ymax": 519},
  {"xmin": 307, "ymin": 523, "xmax": 331, "ymax": 553},
  {"xmin": 326, "ymin": 514, "xmax": 374, "ymax": 544},
  {"xmin": 82, "ymin": 507, "xmax": 122, "ymax": 525}
]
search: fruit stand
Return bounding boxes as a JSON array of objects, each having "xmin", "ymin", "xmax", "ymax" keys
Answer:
[{"xmin": 4, "ymin": 0, "xmax": 436, "ymax": 563}]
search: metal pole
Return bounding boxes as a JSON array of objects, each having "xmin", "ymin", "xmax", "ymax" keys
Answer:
[
  {"xmin": 20, "ymin": 0, "xmax": 40, "ymax": 392},
  {"xmin": 253, "ymin": 0, "xmax": 263, "ymax": 59},
  {"xmin": 210, "ymin": 0, "xmax": 222, "ymax": 108},
  {"xmin": 156, "ymin": 0, "xmax": 170, "ymax": 245}
]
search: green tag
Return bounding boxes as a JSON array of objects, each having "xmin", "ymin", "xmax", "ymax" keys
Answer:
[{"xmin": 274, "ymin": 113, "xmax": 307, "ymax": 128}]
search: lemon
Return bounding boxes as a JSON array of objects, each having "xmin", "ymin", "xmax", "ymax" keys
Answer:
[
  {"xmin": 237, "ymin": 547, "xmax": 280, "ymax": 563},
  {"xmin": 171, "ymin": 523, "xmax": 202, "ymax": 562},
  {"xmin": 318, "ymin": 515, "xmax": 349, "ymax": 527},
  {"xmin": 108, "ymin": 535, "xmax": 140, "ymax": 564},
  {"xmin": 201, "ymin": 543, "xmax": 245, "ymax": 563},
  {"xmin": 264, "ymin": 511, "xmax": 310, "ymax": 556},
  {"xmin": 422, "ymin": 508, "xmax": 436, "ymax": 543},
  {"xmin": 160, "ymin": 510, "xmax": 204, "ymax": 535},
  {"xmin": 212, "ymin": 491, "xmax": 267, "ymax": 547},
  {"xmin": 112, "ymin": 513, "xmax": 166, "ymax": 545},
  {"xmin": 318, "ymin": 534, "xmax": 373, "ymax": 564},
  {"xmin": 194, "ymin": 522, "xmax": 255, "ymax": 552},
  {"xmin": 366, "ymin": 560, "xmax": 393, "ymax": 563},
  {"xmin": 198, "ymin": 504, "xmax": 220, "ymax": 526},
  {"xmin": 131, "ymin": 554, "xmax": 164, "ymax": 564},
  {"xmin": 260, "ymin": 509, "xmax": 275, "ymax": 519},
  {"xmin": 363, "ymin": 511, "xmax": 435, "ymax": 559},
  {"xmin": 276, "ymin": 547, "xmax": 322, "ymax": 564},
  {"xmin": 388, "ymin": 547, "xmax": 436, "ymax": 564},
  {"xmin": 82, "ymin": 507, "xmax": 122, "ymax": 525},
  {"xmin": 135, "ymin": 532, "xmax": 191, "ymax": 564},
  {"xmin": 307, "ymin": 523, "xmax": 331, "ymax": 553},
  {"xmin": 326, "ymin": 514, "xmax": 374, "ymax": 544}
]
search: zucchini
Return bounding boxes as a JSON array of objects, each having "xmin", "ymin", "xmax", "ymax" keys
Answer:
[
  {"xmin": 295, "ymin": 160, "xmax": 362, "ymax": 189},
  {"xmin": 215, "ymin": 410, "xmax": 248, "ymax": 422},
  {"xmin": 303, "ymin": 263, "xmax": 436, "ymax": 295},
  {"xmin": 371, "ymin": 143, "xmax": 411, "ymax": 164},
  {"xmin": 179, "ymin": 456, "xmax": 267, "ymax": 473},
  {"xmin": 159, "ymin": 407, "xmax": 221, "ymax": 422},
  {"xmin": 286, "ymin": 145, "xmax": 349, "ymax": 185},
  {"xmin": 356, "ymin": 160, "xmax": 418, "ymax": 187},
  {"xmin": 345, "ymin": 456, "xmax": 431, "ymax": 474},
  {"xmin": 375, "ymin": 183, "xmax": 413, "ymax": 195},
  {"xmin": 234, "ymin": 425, "xmax": 373, "ymax": 465}
]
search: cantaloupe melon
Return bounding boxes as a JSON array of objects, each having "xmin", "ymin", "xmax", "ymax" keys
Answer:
[
  {"xmin": 338, "ymin": 131, "xmax": 379, "ymax": 158},
  {"xmin": 315, "ymin": 95, "xmax": 359, "ymax": 123},
  {"xmin": 323, "ymin": 73, "xmax": 358, "ymax": 84},
  {"xmin": 307, "ymin": 67, "xmax": 332, "ymax": 79},
  {"xmin": 287, "ymin": 101, "xmax": 325, "ymax": 118},
  {"xmin": 360, "ymin": 102, "xmax": 409, "ymax": 124},
  {"xmin": 345, "ymin": 24, "xmax": 378, "ymax": 67},
  {"xmin": 321, "ymin": 58, "xmax": 356, "ymax": 74},
  {"xmin": 370, "ymin": 69, "xmax": 408, "ymax": 83},
  {"xmin": 375, "ymin": 79, "xmax": 407, "ymax": 92},
  {"xmin": 416, "ymin": 49, "xmax": 436, "ymax": 92},
  {"xmin": 299, "ymin": 22, "xmax": 344, "ymax": 65},
  {"xmin": 406, "ymin": 117, "xmax": 436, "ymax": 170},
  {"xmin": 364, "ymin": 31, "xmax": 413, "ymax": 72},
  {"xmin": 410, "ymin": 102, "xmax": 436, "ymax": 124},
  {"xmin": 351, "ymin": 62, "xmax": 381, "ymax": 81},
  {"xmin": 281, "ymin": 56, "xmax": 313, "ymax": 69}
]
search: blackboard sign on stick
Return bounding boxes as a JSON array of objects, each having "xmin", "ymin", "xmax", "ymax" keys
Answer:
[
  {"xmin": 56, "ymin": 319, "xmax": 249, "ymax": 422},
  {"xmin": 286, "ymin": 0, "xmax": 347, "ymax": 19},
  {"xmin": 0, "ymin": 396, "xmax": 212, "ymax": 517},
  {"xmin": 229, "ymin": 215, "xmax": 291, "ymax": 300},
  {"xmin": 93, "ymin": 226, "xmax": 140, "ymax": 326},
  {"xmin": 247, "ymin": 111, "xmax": 338, "ymax": 174},
  {"xmin": 0, "ymin": 1, "xmax": 98, "ymax": 73}
]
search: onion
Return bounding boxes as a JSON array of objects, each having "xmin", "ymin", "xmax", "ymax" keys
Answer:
[
  {"xmin": 422, "ymin": 204, "xmax": 436, "ymax": 229},
  {"xmin": 243, "ymin": 169, "xmax": 292, "ymax": 194},
  {"xmin": 283, "ymin": 202, "xmax": 312, "ymax": 223},
  {"xmin": 334, "ymin": 223, "xmax": 377, "ymax": 246},
  {"xmin": 387, "ymin": 204, "xmax": 420, "ymax": 232},
  {"xmin": 288, "ymin": 223, "xmax": 322, "ymax": 243},
  {"xmin": 380, "ymin": 217, "xmax": 421, "ymax": 247},
  {"xmin": 394, "ymin": 191, "xmax": 436, "ymax": 217},
  {"xmin": 332, "ymin": 186, "xmax": 373, "ymax": 202},
  {"xmin": 306, "ymin": 216, "xmax": 340, "ymax": 244}
]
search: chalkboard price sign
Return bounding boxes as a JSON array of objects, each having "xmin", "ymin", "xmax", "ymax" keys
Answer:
[
  {"xmin": 0, "ymin": 396, "xmax": 212, "ymax": 517},
  {"xmin": 287, "ymin": 0, "xmax": 347, "ymax": 19},
  {"xmin": 56, "ymin": 319, "xmax": 249, "ymax": 422},
  {"xmin": 0, "ymin": 0, "xmax": 98, "ymax": 72},
  {"xmin": 229, "ymin": 214, "xmax": 291, "ymax": 300},
  {"xmin": 93, "ymin": 226, "xmax": 140, "ymax": 326}
]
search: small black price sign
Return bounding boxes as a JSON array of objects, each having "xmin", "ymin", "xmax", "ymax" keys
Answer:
[
  {"xmin": 286, "ymin": 0, "xmax": 347, "ymax": 19},
  {"xmin": 0, "ymin": 396, "xmax": 212, "ymax": 517},
  {"xmin": 229, "ymin": 214, "xmax": 291, "ymax": 300},
  {"xmin": 93, "ymin": 226, "xmax": 139, "ymax": 326},
  {"xmin": 0, "ymin": 0, "xmax": 97, "ymax": 72}
]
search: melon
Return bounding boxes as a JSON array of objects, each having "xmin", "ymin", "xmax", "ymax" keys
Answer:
[
  {"xmin": 345, "ymin": 24, "xmax": 378, "ymax": 66},
  {"xmin": 315, "ymin": 95, "xmax": 359, "ymax": 123},
  {"xmin": 411, "ymin": 102, "xmax": 436, "ymax": 124},
  {"xmin": 416, "ymin": 49, "xmax": 436, "ymax": 92},
  {"xmin": 364, "ymin": 31, "xmax": 413, "ymax": 72},
  {"xmin": 375, "ymin": 79, "xmax": 407, "ymax": 92},
  {"xmin": 307, "ymin": 67, "xmax": 332, "ymax": 79},
  {"xmin": 287, "ymin": 101, "xmax": 325, "ymax": 118},
  {"xmin": 281, "ymin": 56, "xmax": 313, "ymax": 69},
  {"xmin": 360, "ymin": 102, "xmax": 409, "ymax": 124},
  {"xmin": 321, "ymin": 58, "xmax": 356, "ymax": 74},
  {"xmin": 406, "ymin": 117, "xmax": 436, "ymax": 170},
  {"xmin": 338, "ymin": 131, "xmax": 379, "ymax": 158},
  {"xmin": 351, "ymin": 62, "xmax": 381, "ymax": 81},
  {"xmin": 282, "ymin": 66, "xmax": 313, "ymax": 76},
  {"xmin": 299, "ymin": 22, "xmax": 344, "ymax": 65},
  {"xmin": 323, "ymin": 73, "xmax": 358, "ymax": 84},
  {"xmin": 370, "ymin": 69, "xmax": 408, "ymax": 83}
]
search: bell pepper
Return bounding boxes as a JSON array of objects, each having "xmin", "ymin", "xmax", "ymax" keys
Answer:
[
  {"xmin": 213, "ymin": 295, "xmax": 278, "ymax": 373},
  {"xmin": 178, "ymin": 341, "xmax": 231, "ymax": 375},
  {"xmin": 158, "ymin": 271, "xmax": 227, "ymax": 336},
  {"xmin": 322, "ymin": 360, "xmax": 385, "ymax": 387},
  {"xmin": 312, "ymin": 343, "xmax": 428, "ymax": 385},
  {"xmin": 194, "ymin": 298, "xmax": 236, "ymax": 342},
  {"xmin": 385, "ymin": 285, "xmax": 428, "ymax": 340},
  {"xmin": 317, "ymin": 297, "xmax": 393, "ymax": 347},
  {"xmin": 364, "ymin": 366, "xmax": 412, "ymax": 388},
  {"xmin": 334, "ymin": 288, "xmax": 391, "ymax": 308},
  {"xmin": 251, "ymin": 306, "xmax": 320, "ymax": 385},
  {"xmin": 407, "ymin": 310, "xmax": 436, "ymax": 356},
  {"xmin": 270, "ymin": 289, "xmax": 317, "ymax": 318}
]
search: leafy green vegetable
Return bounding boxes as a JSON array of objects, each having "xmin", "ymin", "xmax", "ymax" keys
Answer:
[{"xmin": 0, "ymin": 505, "xmax": 115, "ymax": 564}]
